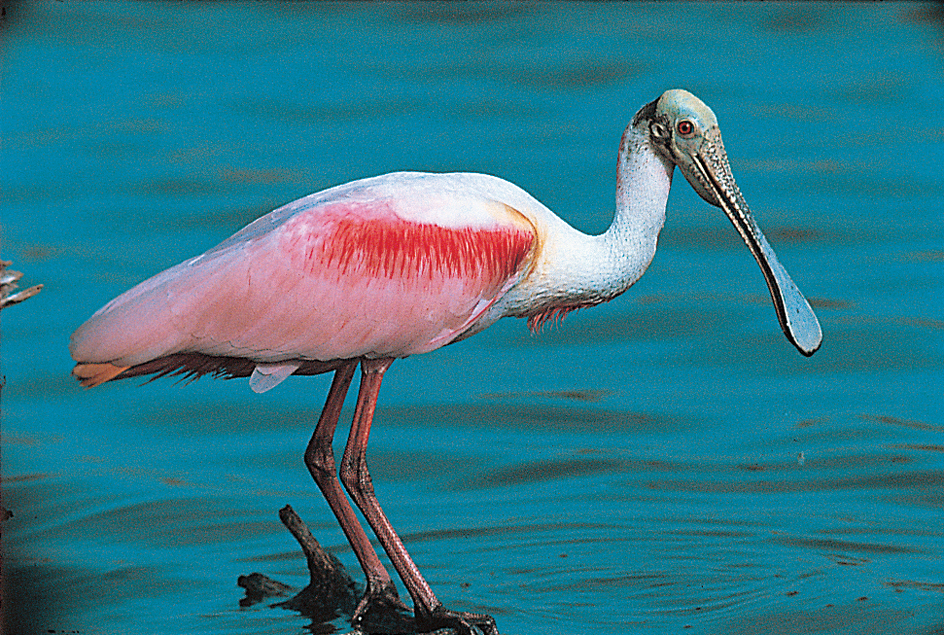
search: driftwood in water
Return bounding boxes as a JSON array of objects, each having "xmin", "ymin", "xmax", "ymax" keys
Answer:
[
  {"xmin": 238, "ymin": 504, "xmax": 358, "ymax": 623},
  {"xmin": 238, "ymin": 505, "xmax": 426, "ymax": 633}
]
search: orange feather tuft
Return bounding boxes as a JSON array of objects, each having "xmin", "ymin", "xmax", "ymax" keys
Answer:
[{"xmin": 72, "ymin": 362, "xmax": 130, "ymax": 388}]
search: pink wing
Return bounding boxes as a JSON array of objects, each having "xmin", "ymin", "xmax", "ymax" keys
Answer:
[{"xmin": 70, "ymin": 176, "xmax": 537, "ymax": 381}]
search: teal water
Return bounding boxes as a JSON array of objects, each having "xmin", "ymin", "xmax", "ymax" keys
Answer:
[{"xmin": 2, "ymin": 3, "xmax": 943, "ymax": 634}]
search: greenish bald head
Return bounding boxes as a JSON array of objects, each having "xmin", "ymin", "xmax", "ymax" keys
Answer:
[
  {"xmin": 657, "ymin": 89, "xmax": 718, "ymax": 128},
  {"xmin": 634, "ymin": 88, "xmax": 716, "ymax": 130},
  {"xmin": 633, "ymin": 89, "xmax": 728, "ymax": 206}
]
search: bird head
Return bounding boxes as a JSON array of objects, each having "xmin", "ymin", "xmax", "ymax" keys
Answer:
[
  {"xmin": 632, "ymin": 89, "xmax": 823, "ymax": 357},
  {"xmin": 633, "ymin": 89, "xmax": 734, "ymax": 206}
]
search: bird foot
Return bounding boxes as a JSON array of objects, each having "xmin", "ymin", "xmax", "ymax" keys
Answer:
[
  {"xmin": 416, "ymin": 605, "xmax": 499, "ymax": 635},
  {"xmin": 351, "ymin": 581, "xmax": 413, "ymax": 633}
]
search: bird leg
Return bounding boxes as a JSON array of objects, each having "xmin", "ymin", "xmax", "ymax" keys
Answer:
[
  {"xmin": 303, "ymin": 360, "xmax": 408, "ymax": 622},
  {"xmin": 340, "ymin": 358, "xmax": 499, "ymax": 635}
]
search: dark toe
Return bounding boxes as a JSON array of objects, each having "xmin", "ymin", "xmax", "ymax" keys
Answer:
[{"xmin": 417, "ymin": 605, "xmax": 498, "ymax": 635}]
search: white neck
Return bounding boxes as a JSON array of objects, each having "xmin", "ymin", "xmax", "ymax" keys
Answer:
[
  {"xmin": 542, "ymin": 124, "xmax": 672, "ymax": 305},
  {"xmin": 600, "ymin": 123, "xmax": 674, "ymax": 294},
  {"xmin": 491, "ymin": 126, "xmax": 674, "ymax": 319}
]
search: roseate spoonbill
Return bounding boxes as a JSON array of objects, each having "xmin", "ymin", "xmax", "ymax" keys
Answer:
[{"xmin": 70, "ymin": 89, "xmax": 822, "ymax": 634}]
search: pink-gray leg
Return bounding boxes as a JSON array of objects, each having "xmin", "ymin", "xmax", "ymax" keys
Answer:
[
  {"xmin": 340, "ymin": 358, "xmax": 498, "ymax": 635},
  {"xmin": 303, "ymin": 360, "xmax": 407, "ymax": 623}
]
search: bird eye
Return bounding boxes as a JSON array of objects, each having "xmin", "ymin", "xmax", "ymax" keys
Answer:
[{"xmin": 676, "ymin": 120, "xmax": 695, "ymax": 137}]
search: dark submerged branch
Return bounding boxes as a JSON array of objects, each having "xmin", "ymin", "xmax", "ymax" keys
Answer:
[{"xmin": 239, "ymin": 506, "xmax": 462, "ymax": 634}]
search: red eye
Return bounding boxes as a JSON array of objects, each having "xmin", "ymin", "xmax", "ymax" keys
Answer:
[{"xmin": 677, "ymin": 120, "xmax": 695, "ymax": 136}]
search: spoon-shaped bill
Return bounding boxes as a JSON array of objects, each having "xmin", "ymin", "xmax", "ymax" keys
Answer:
[
  {"xmin": 693, "ymin": 151, "xmax": 822, "ymax": 356},
  {"xmin": 741, "ymin": 212, "xmax": 822, "ymax": 356}
]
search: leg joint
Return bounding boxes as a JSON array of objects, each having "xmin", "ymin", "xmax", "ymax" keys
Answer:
[
  {"xmin": 305, "ymin": 438, "xmax": 337, "ymax": 482},
  {"xmin": 340, "ymin": 451, "xmax": 375, "ymax": 498}
]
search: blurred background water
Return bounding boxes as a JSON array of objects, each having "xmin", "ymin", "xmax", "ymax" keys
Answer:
[{"xmin": 2, "ymin": 2, "xmax": 943, "ymax": 634}]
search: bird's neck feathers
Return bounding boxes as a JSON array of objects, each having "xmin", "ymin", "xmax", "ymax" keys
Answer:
[
  {"xmin": 584, "ymin": 124, "xmax": 673, "ymax": 297},
  {"xmin": 608, "ymin": 123, "xmax": 673, "ymax": 274},
  {"xmin": 513, "ymin": 125, "xmax": 674, "ymax": 323}
]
